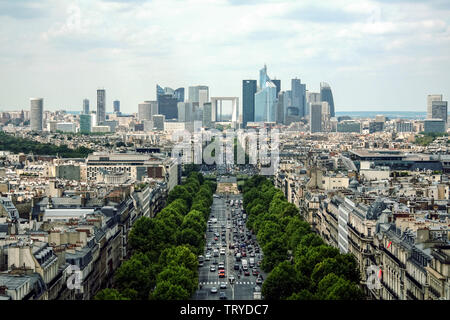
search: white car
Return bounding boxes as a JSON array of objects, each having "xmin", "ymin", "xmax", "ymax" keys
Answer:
[{"xmin": 210, "ymin": 287, "xmax": 218, "ymax": 293}]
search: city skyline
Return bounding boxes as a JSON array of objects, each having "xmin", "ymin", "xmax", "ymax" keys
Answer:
[{"xmin": 0, "ymin": 0, "xmax": 449, "ymax": 112}]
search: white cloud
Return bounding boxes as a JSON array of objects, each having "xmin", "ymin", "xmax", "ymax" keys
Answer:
[{"xmin": 0, "ymin": 0, "xmax": 449, "ymax": 112}]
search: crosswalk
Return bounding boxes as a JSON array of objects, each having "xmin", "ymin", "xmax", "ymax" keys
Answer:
[{"xmin": 200, "ymin": 281, "xmax": 254, "ymax": 285}]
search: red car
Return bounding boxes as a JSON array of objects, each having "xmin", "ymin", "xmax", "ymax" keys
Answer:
[
  {"xmin": 214, "ymin": 237, "xmax": 218, "ymax": 241},
  {"xmin": 252, "ymin": 269, "xmax": 259, "ymax": 276},
  {"xmin": 241, "ymin": 251, "xmax": 247, "ymax": 257},
  {"xmin": 244, "ymin": 270, "xmax": 250, "ymax": 276},
  {"xmin": 218, "ymin": 271, "xmax": 225, "ymax": 278}
]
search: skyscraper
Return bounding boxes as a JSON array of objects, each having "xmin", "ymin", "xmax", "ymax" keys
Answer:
[
  {"xmin": 255, "ymin": 65, "xmax": 278, "ymax": 123},
  {"xmin": 79, "ymin": 114, "xmax": 91, "ymax": 133},
  {"xmin": 158, "ymin": 95, "xmax": 178, "ymax": 120},
  {"xmin": 174, "ymin": 88, "xmax": 185, "ymax": 102},
  {"xmin": 306, "ymin": 91, "xmax": 320, "ymax": 117},
  {"xmin": 144, "ymin": 101, "xmax": 158, "ymax": 118},
  {"xmin": 255, "ymin": 81, "xmax": 277, "ymax": 122},
  {"xmin": 113, "ymin": 100, "xmax": 120, "ymax": 113},
  {"xmin": 138, "ymin": 102, "xmax": 152, "ymax": 121},
  {"xmin": 188, "ymin": 86, "xmax": 209, "ymax": 103},
  {"xmin": 291, "ymin": 78, "xmax": 306, "ymax": 118},
  {"xmin": 427, "ymin": 94, "xmax": 443, "ymax": 119},
  {"xmin": 97, "ymin": 89, "xmax": 106, "ymax": 125},
  {"xmin": 242, "ymin": 80, "xmax": 257, "ymax": 127},
  {"xmin": 177, "ymin": 102, "xmax": 193, "ymax": 122},
  {"xmin": 272, "ymin": 79, "xmax": 281, "ymax": 97},
  {"xmin": 320, "ymin": 82, "xmax": 335, "ymax": 117},
  {"xmin": 203, "ymin": 102, "xmax": 212, "ymax": 128},
  {"xmin": 310, "ymin": 103, "xmax": 322, "ymax": 133},
  {"xmin": 431, "ymin": 100, "xmax": 448, "ymax": 123},
  {"xmin": 30, "ymin": 98, "xmax": 43, "ymax": 131},
  {"xmin": 83, "ymin": 99, "xmax": 89, "ymax": 115},
  {"xmin": 276, "ymin": 92, "xmax": 285, "ymax": 124}
]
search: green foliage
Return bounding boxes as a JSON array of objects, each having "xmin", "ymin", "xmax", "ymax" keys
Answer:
[
  {"xmin": 109, "ymin": 169, "xmax": 215, "ymax": 300},
  {"xmin": 0, "ymin": 132, "xmax": 93, "ymax": 158},
  {"xmin": 94, "ymin": 288, "xmax": 130, "ymax": 300},
  {"xmin": 242, "ymin": 175, "xmax": 363, "ymax": 300}
]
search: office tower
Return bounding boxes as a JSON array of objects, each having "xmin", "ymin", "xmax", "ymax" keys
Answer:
[
  {"xmin": 427, "ymin": 94, "xmax": 443, "ymax": 119},
  {"xmin": 259, "ymin": 64, "xmax": 268, "ymax": 90},
  {"xmin": 396, "ymin": 121, "xmax": 413, "ymax": 133},
  {"xmin": 113, "ymin": 100, "xmax": 120, "ymax": 113},
  {"xmin": 203, "ymin": 102, "xmax": 212, "ymax": 128},
  {"xmin": 276, "ymin": 92, "xmax": 285, "ymax": 124},
  {"xmin": 47, "ymin": 120, "xmax": 58, "ymax": 132},
  {"xmin": 156, "ymin": 84, "xmax": 165, "ymax": 98},
  {"xmin": 310, "ymin": 103, "xmax": 322, "ymax": 133},
  {"xmin": 198, "ymin": 88, "xmax": 209, "ymax": 109},
  {"xmin": 97, "ymin": 89, "xmax": 106, "ymax": 125},
  {"xmin": 138, "ymin": 102, "xmax": 152, "ymax": 121},
  {"xmin": 242, "ymin": 80, "xmax": 257, "ymax": 127},
  {"xmin": 152, "ymin": 114, "xmax": 165, "ymax": 131},
  {"xmin": 164, "ymin": 87, "xmax": 174, "ymax": 95},
  {"xmin": 158, "ymin": 94, "xmax": 178, "ymax": 120},
  {"xmin": 320, "ymin": 82, "xmax": 335, "ymax": 117},
  {"xmin": 104, "ymin": 120, "xmax": 118, "ymax": 132},
  {"xmin": 178, "ymin": 102, "xmax": 193, "ymax": 122},
  {"xmin": 144, "ymin": 101, "xmax": 158, "ymax": 118},
  {"xmin": 272, "ymin": 79, "xmax": 281, "ymax": 97},
  {"xmin": 291, "ymin": 79, "xmax": 306, "ymax": 118},
  {"xmin": 431, "ymin": 101, "xmax": 448, "ymax": 123},
  {"xmin": 284, "ymin": 90, "xmax": 292, "ymax": 119},
  {"xmin": 30, "ymin": 98, "xmax": 43, "ymax": 131},
  {"xmin": 424, "ymin": 119, "xmax": 446, "ymax": 133},
  {"xmin": 174, "ymin": 88, "xmax": 185, "ymax": 102},
  {"xmin": 255, "ymin": 81, "xmax": 277, "ymax": 122},
  {"xmin": 306, "ymin": 91, "xmax": 320, "ymax": 117},
  {"xmin": 83, "ymin": 99, "xmax": 89, "ymax": 115},
  {"xmin": 79, "ymin": 114, "xmax": 91, "ymax": 133},
  {"xmin": 188, "ymin": 85, "xmax": 209, "ymax": 103},
  {"xmin": 254, "ymin": 65, "xmax": 278, "ymax": 122},
  {"xmin": 369, "ymin": 121, "xmax": 384, "ymax": 133}
]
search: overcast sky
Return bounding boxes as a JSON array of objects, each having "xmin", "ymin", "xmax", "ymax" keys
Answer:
[{"xmin": 0, "ymin": 0, "xmax": 449, "ymax": 113}]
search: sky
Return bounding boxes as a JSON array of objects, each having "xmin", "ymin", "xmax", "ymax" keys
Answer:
[{"xmin": 0, "ymin": 0, "xmax": 449, "ymax": 113}]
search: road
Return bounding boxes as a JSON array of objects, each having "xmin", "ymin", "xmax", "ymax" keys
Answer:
[{"xmin": 193, "ymin": 192, "xmax": 266, "ymax": 300}]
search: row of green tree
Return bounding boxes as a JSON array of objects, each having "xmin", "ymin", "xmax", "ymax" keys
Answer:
[
  {"xmin": 95, "ymin": 172, "xmax": 217, "ymax": 300},
  {"xmin": 0, "ymin": 132, "xmax": 93, "ymax": 158},
  {"xmin": 242, "ymin": 176, "xmax": 365, "ymax": 300}
]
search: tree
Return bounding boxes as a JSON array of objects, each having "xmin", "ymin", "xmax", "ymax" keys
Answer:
[
  {"xmin": 94, "ymin": 288, "xmax": 130, "ymax": 300},
  {"xmin": 167, "ymin": 185, "xmax": 193, "ymax": 207},
  {"xmin": 114, "ymin": 252, "xmax": 157, "ymax": 300},
  {"xmin": 316, "ymin": 273, "xmax": 364, "ymax": 300},
  {"xmin": 151, "ymin": 281, "xmax": 190, "ymax": 300},
  {"xmin": 261, "ymin": 237, "xmax": 288, "ymax": 272},
  {"xmin": 262, "ymin": 261, "xmax": 310, "ymax": 300},
  {"xmin": 158, "ymin": 245, "xmax": 198, "ymax": 273},
  {"xmin": 155, "ymin": 265, "xmax": 197, "ymax": 296}
]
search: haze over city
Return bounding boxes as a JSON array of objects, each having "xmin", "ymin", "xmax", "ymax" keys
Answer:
[{"xmin": 1, "ymin": 0, "xmax": 450, "ymax": 112}]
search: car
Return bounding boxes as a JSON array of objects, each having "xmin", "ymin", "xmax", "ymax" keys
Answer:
[
  {"xmin": 205, "ymin": 254, "xmax": 211, "ymax": 261},
  {"xmin": 221, "ymin": 243, "xmax": 227, "ymax": 247},
  {"xmin": 256, "ymin": 277, "xmax": 263, "ymax": 285},
  {"xmin": 218, "ymin": 271, "xmax": 225, "ymax": 278},
  {"xmin": 214, "ymin": 237, "xmax": 218, "ymax": 241},
  {"xmin": 210, "ymin": 287, "xmax": 218, "ymax": 293},
  {"xmin": 228, "ymin": 276, "xmax": 235, "ymax": 283},
  {"xmin": 220, "ymin": 282, "xmax": 227, "ymax": 289},
  {"xmin": 234, "ymin": 263, "xmax": 240, "ymax": 270},
  {"xmin": 250, "ymin": 252, "xmax": 255, "ymax": 257},
  {"xmin": 219, "ymin": 292, "xmax": 227, "ymax": 300},
  {"xmin": 218, "ymin": 263, "xmax": 225, "ymax": 270},
  {"xmin": 244, "ymin": 270, "xmax": 250, "ymax": 276},
  {"xmin": 252, "ymin": 269, "xmax": 259, "ymax": 276},
  {"xmin": 212, "ymin": 259, "xmax": 218, "ymax": 265},
  {"xmin": 210, "ymin": 265, "xmax": 216, "ymax": 272}
]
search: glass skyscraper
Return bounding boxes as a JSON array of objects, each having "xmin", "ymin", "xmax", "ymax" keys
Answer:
[
  {"xmin": 291, "ymin": 79, "xmax": 306, "ymax": 118},
  {"xmin": 113, "ymin": 100, "xmax": 120, "ymax": 113},
  {"xmin": 310, "ymin": 103, "xmax": 322, "ymax": 133},
  {"xmin": 242, "ymin": 80, "xmax": 257, "ymax": 127},
  {"xmin": 79, "ymin": 114, "xmax": 91, "ymax": 133},
  {"xmin": 158, "ymin": 94, "xmax": 178, "ymax": 120},
  {"xmin": 320, "ymin": 82, "xmax": 335, "ymax": 117},
  {"xmin": 83, "ymin": 99, "xmax": 89, "ymax": 115},
  {"xmin": 255, "ymin": 81, "xmax": 277, "ymax": 122}
]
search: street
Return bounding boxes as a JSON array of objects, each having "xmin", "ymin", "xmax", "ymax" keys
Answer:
[{"xmin": 193, "ymin": 191, "xmax": 266, "ymax": 300}]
